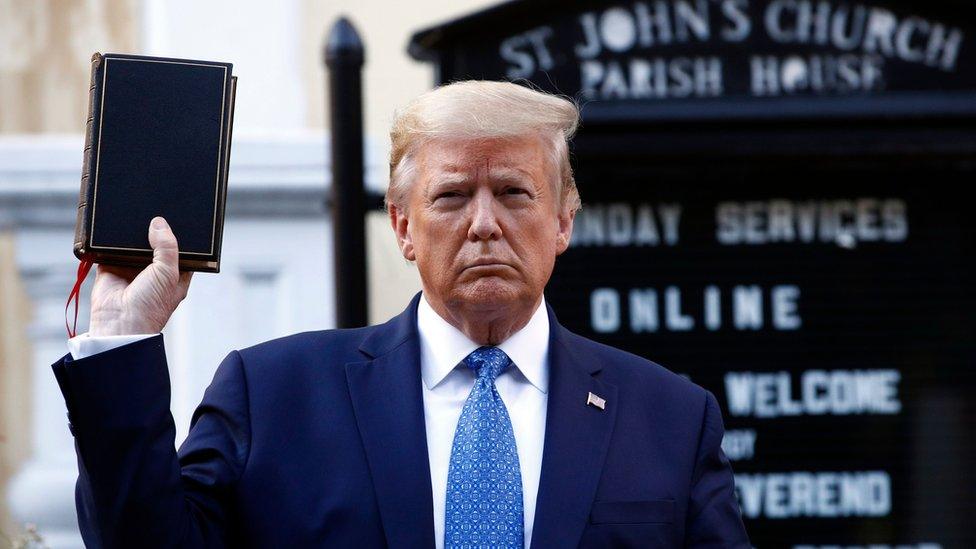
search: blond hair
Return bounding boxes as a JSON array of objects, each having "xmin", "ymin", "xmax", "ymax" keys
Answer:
[{"xmin": 387, "ymin": 80, "xmax": 581, "ymax": 213}]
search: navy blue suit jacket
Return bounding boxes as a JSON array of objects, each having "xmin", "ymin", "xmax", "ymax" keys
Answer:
[{"xmin": 53, "ymin": 293, "xmax": 749, "ymax": 548}]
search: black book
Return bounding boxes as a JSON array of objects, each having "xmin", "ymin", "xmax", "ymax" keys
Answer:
[{"xmin": 74, "ymin": 52, "xmax": 237, "ymax": 273}]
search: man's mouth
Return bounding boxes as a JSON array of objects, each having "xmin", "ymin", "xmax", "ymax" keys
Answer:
[{"xmin": 461, "ymin": 259, "xmax": 514, "ymax": 272}]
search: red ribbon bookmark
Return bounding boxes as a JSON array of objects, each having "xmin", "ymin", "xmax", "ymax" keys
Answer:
[{"xmin": 65, "ymin": 258, "xmax": 94, "ymax": 338}]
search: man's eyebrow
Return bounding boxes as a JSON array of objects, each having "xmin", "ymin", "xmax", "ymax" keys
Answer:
[
  {"xmin": 427, "ymin": 173, "xmax": 471, "ymax": 187},
  {"xmin": 489, "ymin": 167, "xmax": 536, "ymax": 185},
  {"xmin": 426, "ymin": 166, "xmax": 536, "ymax": 188}
]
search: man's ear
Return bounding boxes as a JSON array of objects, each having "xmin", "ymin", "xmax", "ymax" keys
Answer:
[
  {"xmin": 554, "ymin": 206, "xmax": 576, "ymax": 255},
  {"xmin": 389, "ymin": 203, "xmax": 416, "ymax": 261}
]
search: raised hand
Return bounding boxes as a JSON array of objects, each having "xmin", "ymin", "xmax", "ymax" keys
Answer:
[{"xmin": 88, "ymin": 217, "xmax": 193, "ymax": 336}]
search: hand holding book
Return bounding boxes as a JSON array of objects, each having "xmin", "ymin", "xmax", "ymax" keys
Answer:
[
  {"xmin": 66, "ymin": 52, "xmax": 236, "ymax": 337},
  {"xmin": 88, "ymin": 217, "xmax": 193, "ymax": 336}
]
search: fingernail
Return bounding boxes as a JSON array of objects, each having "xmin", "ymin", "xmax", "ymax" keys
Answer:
[{"xmin": 151, "ymin": 217, "xmax": 167, "ymax": 230}]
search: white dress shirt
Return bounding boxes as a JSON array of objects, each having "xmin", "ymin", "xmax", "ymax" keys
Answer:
[
  {"xmin": 67, "ymin": 294, "xmax": 550, "ymax": 548},
  {"xmin": 417, "ymin": 294, "xmax": 549, "ymax": 549}
]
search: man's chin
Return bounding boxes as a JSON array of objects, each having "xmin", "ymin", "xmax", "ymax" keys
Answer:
[{"xmin": 451, "ymin": 278, "xmax": 525, "ymax": 310}]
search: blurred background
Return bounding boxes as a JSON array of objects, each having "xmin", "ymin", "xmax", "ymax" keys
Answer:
[
  {"xmin": 0, "ymin": 0, "xmax": 493, "ymax": 545},
  {"xmin": 1, "ymin": 0, "xmax": 975, "ymax": 547}
]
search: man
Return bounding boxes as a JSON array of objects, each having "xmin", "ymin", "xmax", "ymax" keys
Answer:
[{"xmin": 53, "ymin": 81, "xmax": 749, "ymax": 548}]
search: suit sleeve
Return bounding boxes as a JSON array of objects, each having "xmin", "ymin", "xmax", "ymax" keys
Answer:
[
  {"xmin": 52, "ymin": 334, "xmax": 250, "ymax": 548},
  {"xmin": 684, "ymin": 390, "xmax": 751, "ymax": 548}
]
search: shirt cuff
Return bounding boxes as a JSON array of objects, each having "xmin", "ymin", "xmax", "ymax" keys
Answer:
[{"xmin": 67, "ymin": 332, "xmax": 158, "ymax": 360}]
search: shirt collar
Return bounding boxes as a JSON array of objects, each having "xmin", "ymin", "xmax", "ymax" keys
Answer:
[{"xmin": 417, "ymin": 293, "xmax": 549, "ymax": 394}]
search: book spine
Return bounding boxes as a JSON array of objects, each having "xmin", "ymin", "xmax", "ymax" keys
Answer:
[
  {"xmin": 209, "ymin": 75, "xmax": 238, "ymax": 274},
  {"xmin": 74, "ymin": 52, "xmax": 103, "ymax": 259}
]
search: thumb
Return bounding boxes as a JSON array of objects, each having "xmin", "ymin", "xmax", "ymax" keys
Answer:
[{"xmin": 148, "ymin": 216, "xmax": 180, "ymax": 274}]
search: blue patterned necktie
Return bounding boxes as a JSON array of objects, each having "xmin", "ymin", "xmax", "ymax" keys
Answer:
[{"xmin": 444, "ymin": 346, "xmax": 525, "ymax": 549}]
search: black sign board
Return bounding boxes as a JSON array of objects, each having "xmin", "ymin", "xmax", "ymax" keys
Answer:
[
  {"xmin": 411, "ymin": 0, "xmax": 976, "ymax": 121},
  {"xmin": 410, "ymin": 1, "xmax": 976, "ymax": 547}
]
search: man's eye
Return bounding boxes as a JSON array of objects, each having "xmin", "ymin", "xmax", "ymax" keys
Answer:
[
  {"xmin": 503, "ymin": 187, "xmax": 529, "ymax": 196},
  {"xmin": 436, "ymin": 191, "xmax": 463, "ymax": 200}
]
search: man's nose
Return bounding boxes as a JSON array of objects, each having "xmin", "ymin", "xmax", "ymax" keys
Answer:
[{"xmin": 467, "ymin": 189, "xmax": 502, "ymax": 242}]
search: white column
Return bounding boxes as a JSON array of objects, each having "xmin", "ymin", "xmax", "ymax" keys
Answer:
[
  {"xmin": 1, "ymin": 137, "xmax": 85, "ymax": 548},
  {"xmin": 6, "ymin": 262, "xmax": 86, "ymax": 549}
]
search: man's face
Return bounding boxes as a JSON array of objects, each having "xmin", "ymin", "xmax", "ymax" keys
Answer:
[{"xmin": 390, "ymin": 134, "xmax": 575, "ymax": 315}]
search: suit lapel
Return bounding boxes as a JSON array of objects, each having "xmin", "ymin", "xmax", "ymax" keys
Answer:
[
  {"xmin": 345, "ymin": 294, "xmax": 436, "ymax": 548},
  {"xmin": 531, "ymin": 307, "xmax": 619, "ymax": 548},
  {"xmin": 344, "ymin": 295, "xmax": 617, "ymax": 548}
]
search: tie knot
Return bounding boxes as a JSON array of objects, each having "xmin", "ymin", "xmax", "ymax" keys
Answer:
[{"xmin": 463, "ymin": 346, "xmax": 511, "ymax": 382}]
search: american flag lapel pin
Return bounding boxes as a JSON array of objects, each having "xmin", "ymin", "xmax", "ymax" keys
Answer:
[{"xmin": 586, "ymin": 391, "xmax": 606, "ymax": 410}]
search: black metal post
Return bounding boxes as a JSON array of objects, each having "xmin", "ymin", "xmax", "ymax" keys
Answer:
[{"xmin": 325, "ymin": 17, "xmax": 368, "ymax": 328}]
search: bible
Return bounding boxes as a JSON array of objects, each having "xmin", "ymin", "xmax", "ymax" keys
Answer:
[{"xmin": 73, "ymin": 52, "xmax": 237, "ymax": 273}]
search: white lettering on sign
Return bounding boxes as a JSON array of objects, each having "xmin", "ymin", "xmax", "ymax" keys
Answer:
[
  {"xmin": 721, "ymin": 0, "xmax": 751, "ymax": 42},
  {"xmin": 580, "ymin": 57, "xmax": 724, "ymax": 99},
  {"xmin": 772, "ymin": 285, "xmax": 802, "ymax": 330},
  {"xmin": 629, "ymin": 289, "xmax": 659, "ymax": 333},
  {"xmin": 571, "ymin": 203, "xmax": 681, "ymax": 247},
  {"xmin": 590, "ymin": 288, "xmax": 622, "ymax": 333},
  {"xmin": 496, "ymin": 1, "xmax": 966, "ymax": 99},
  {"xmin": 722, "ymin": 429, "xmax": 757, "ymax": 460},
  {"xmin": 588, "ymin": 284, "xmax": 801, "ymax": 334},
  {"xmin": 735, "ymin": 471, "xmax": 891, "ymax": 519},
  {"xmin": 763, "ymin": 1, "xmax": 963, "ymax": 70},
  {"xmin": 665, "ymin": 286, "xmax": 695, "ymax": 331},
  {"xmin": 724, "ymin": 369, "xmax": 902, "ymax": 418},
  {"xmin": 715, "ymin": 198, "xmax": 908, "ymax": 246},
  {"xmin": 733, "ymin": 285, "xmax": 764, "ymax": 330},
  {"xmin": 575, "ymin": 0, "xmax": 759, "ymax": 55},
  {"xmin": 750, "ymin": 53, "xmax": 885, "ymax": 94},
  {"xmin": 499, "ymin": 26, "xmax": 556, "ymax": 80}
]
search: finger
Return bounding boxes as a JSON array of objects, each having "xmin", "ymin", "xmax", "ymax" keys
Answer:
[{"xmin": 148, "ymin": 217, "xmax": 180, "ymax": 274}]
